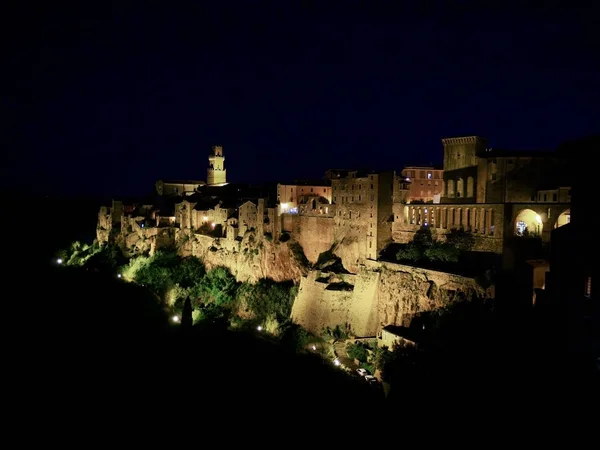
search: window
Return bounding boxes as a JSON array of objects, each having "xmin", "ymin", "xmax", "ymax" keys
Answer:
[
  {"xmin": 370, "ymin": 194, "xmax": 374, "ymax": 201},
  {"xmin": 584, "ymin": 276, "xmax": 592, "ymax": 297},
  {"xmin": 544, "ymin": 194, "xmax": 547, "ymax": 201},
  {"xmin": 553, "ymin": 193, "xmax": 557, "ymax": 202},
  {"xmin": 427, "ymin": 172, "xmax": 432, "ymax": 179},
  {"xmin": 370, "ymin": 184, "xmax": 374, "ymax": 189}
]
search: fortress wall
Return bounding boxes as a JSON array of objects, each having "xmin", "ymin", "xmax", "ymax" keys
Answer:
[{"xmin": 284, "ymin": 214, "xmax": 335, "ymax": 263}]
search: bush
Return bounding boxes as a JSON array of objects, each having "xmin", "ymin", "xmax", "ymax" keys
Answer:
[
  {"xmin": 347, "ymin": 342, "xmax": 368, "ymax": 362},
  {"xmin": 238, "ymin": 279, "xmax": 298, "ymax": 323}
]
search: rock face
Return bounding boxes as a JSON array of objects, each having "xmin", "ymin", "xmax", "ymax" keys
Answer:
[
  {"xmin": 292, "ymin": 259, "xmax": 492, "ymax": 337},
  {"xmin": 375, "ymin": 260, "xmax": 492, "ymax": 328},
  {"xmin": 176, "ymin": 230, "xmax": 307, "ymax": 283},
  {"xmin": 106, "ymin": 223, "xmax": 493, "ymax": 334}
]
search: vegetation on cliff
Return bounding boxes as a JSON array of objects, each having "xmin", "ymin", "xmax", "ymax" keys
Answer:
[{"xmin": 396, "ymin": 226, "xmax": 475, "ymax": 264}]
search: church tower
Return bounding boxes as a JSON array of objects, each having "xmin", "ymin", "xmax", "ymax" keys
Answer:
[{"xmin": 207, "ymin": 145, "xmax": 227, "ymax": 185}]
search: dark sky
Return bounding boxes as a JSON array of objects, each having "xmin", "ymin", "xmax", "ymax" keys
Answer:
[{"xmin": 3, "ymin": 1, "xmax": 599, "ymax": 198}]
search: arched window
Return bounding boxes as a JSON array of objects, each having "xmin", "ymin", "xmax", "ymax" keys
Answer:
[{"xmin": 467, "ymin": 176, "xmax": 474, "ymax": 198}]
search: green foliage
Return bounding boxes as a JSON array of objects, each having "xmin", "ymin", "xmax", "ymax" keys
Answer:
[
  {"xmin": 123, "ymin": 250, "xmax": 206, "ymax": 307},
  {"xmin": 446, "ymin": 227, "xmax": 475, "ymax": 251},
  {"xmin": 321, "ymin": 324, "xmax": 350, "ymax": 341},
  {"xmin": 172, "ymin": 257, "xmax": 206, "ymax": 288},
  {"xmin": 396, "ymin": 226, "xmax": 465, "ymax": 264},
  {"xmin": 280, "ymin": 322, "xmax": 310, "ymax": 351},
  {"xmin": 192, "ymin": 266, "xmax": 238, "ymax": 308},
  {"xmin": 238, "ymin": 279, "xmax": 298, "ymax": 323},
  {"xmin": 424, "ymin": 243, "xmax": 460, "ymax": 262},
  {"xmin": 347, "ymin": 342, "xmax": 369, "ymax": 362},
  {"xmin": 58, "ymin": 240, "xmax": 125, "ymax": 270}
]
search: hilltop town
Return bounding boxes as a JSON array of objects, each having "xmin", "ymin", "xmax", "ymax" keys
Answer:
[{"xmin": 95, "ymin": 136, "xmax": 589, "ymax": 343}]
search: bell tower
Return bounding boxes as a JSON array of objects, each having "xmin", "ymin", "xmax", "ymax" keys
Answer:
[{"xmin": 207, "ymin": 145, "xmax": 227, "ymax": 185}]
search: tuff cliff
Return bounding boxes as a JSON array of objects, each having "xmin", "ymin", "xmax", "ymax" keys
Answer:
[
  {"xmin": 176, "ymin": 230, "xmax": 307, "ymax": 283},
  {"xmin": 291, "ymin": 260, "xmax": 492, "ymax": 337}
]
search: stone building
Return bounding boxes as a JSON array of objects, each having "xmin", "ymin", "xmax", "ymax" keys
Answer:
[
  {"xmin": 155, "ymin": 145, "xmax": 226, "ymax": 196},
  {"xmin": 392, "ymin": 136, "xmax": 572, "ymax": 260},
  {"xmin": 330, "ymin": 169, "xmax": 395, "ymax": 261},
  {"xmin": 207, "ymin": 145, "xmax": 227, "ymax": 186},
  {"xmin": 401, "ymin": 166, "xmax": 443, "ymax": 203},
  {"xmin": 277, "ymin": 180, "xmax": 332, "ymax": 215},
  {"xmin": 174, "ymin": 196, "xmax": 233, "ymax": 236},
  {"xmin": 155, "ymin": 179, "xmax": 206, "ymax": 197}
]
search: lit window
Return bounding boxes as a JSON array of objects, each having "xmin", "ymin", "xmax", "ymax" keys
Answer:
[
  {"xmin": 427, "ymin": 172, "xmax": 432, "ymax": 179},
  {"xmin": 585, "ymin": 277, "xmax": 592, "ymax": 297}
]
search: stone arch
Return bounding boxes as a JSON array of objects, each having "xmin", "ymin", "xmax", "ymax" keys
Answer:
[
  {"xmin": 457, "ymin": 178, "xmax": 464, "ymax": 198},
  {"xmin": 514, "ymin": 208, "xmax": 542, "ymax": 236},
  {"xmin": 447, "ymin": 179, "xmax": 455, "ymax": 197},
  {"xmin": 555, "ymin": 208, "xmax": 570, "ymax": 229},
  {"xmin": 467, "ymin": 176, "xmax": 474, "ymax": 198}
]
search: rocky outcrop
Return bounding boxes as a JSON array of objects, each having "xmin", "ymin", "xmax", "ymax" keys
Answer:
[
  {"xmin": 374, "ymin": 260, "xmax": 492, "ymax": 328},
  {"xmin": 292, "ymin": 259, "xmax": 493, "ymax": 337},
  {"xmin": 177, "ymin": 230, "xmax": 308, "ymax": 283}
]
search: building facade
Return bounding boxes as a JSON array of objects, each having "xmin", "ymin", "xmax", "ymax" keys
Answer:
[
  {"xmin": 277, "ymin": 181, "xmax": 332, "ymax": 215},
  {"xmin": 330, "ymin": 169, "xmax": 394, "ymax": 261},
  {"xmin": 401, "ymin": 166, "xmax": 443, "ymax": 203},
  {"xmin": 392, "ymin": 136, "xmax": 571, "ymax": 264}
]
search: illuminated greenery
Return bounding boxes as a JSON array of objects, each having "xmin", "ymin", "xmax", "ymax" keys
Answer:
[
  {"xmin": 396, "ymin": 226, "xmax": 470, "ymax": 264},
  {"xmin": 238, "ymin": 279, "xmax": 298, "ymax": 323}
]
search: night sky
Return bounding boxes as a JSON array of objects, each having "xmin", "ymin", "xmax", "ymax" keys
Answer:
[{"xmin": 3, "ymin": 1, "xmax": 599, "ymax": 198}]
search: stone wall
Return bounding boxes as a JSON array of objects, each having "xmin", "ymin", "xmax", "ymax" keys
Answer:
[
  {"xmin": 282, "ymin": 214, "xmax": 334, "ymax": 264},
  {"xmin": 291, "ymin": 270, "xmax": 379, "ymax": 337},
  {"xmin": 291, "ymin": 259, "xmax": 492, "ymax": 337}
]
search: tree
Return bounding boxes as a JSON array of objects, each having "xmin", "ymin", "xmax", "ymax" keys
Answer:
[
  {"xmin": 193, "ymin": 266, "xmax": 237, "ymax": 308},
  {"xmin": 181, "ymin": 297, "xmax": 193, "ymax": 329},
  {"xmin": 446, "ymin": 227, "xmax": 475, "ymax": 251}
]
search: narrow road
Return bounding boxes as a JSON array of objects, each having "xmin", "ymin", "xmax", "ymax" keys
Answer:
[{"xmin": 333, "ymin": 340, "xmax": 357, "ymax": 369}]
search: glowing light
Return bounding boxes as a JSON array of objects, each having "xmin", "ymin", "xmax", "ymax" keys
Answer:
[
  {"xmin": 203, "ymin": 216, "xmax": 208, "ymax": 221},
  {"xmin": 281, "ymin": 203, "xmax": 288, "ymax": 210},
  {"xmin": 56, "ymin": 258, "xmax": 63, "ymax": 264},
  {"xmin": 535, "ymin": 214, "xmax": 542, "ymax": 224},
  {"xmin": 172, "ymin": 315, "xmax": 180, "ymax": 323},
  {"xmin": 312, "ymin": 345, "xmax": 316, "ymax": 351},
  {"xmin": 257, "ymin": 325, "xmax": 262, "ymax": 331},
  {"xmin": 334, "ymin": 358, "xmax": 340, "ymax": 366},
  {"xmin": 117, "ymin": 274, "xmax": 122, "ymax": 278},
  {"xmin": 211, "ymin": 222, "xmax": 216, "ymax": 228}
]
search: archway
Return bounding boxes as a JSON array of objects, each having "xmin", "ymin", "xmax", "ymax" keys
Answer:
[
  {"xmin": 514, "ymin": 209, "xmax": 542, "ymax": 236},
  {"xmin": 555, "ymin": 209, "xmax": 570, "ymax": 229}
]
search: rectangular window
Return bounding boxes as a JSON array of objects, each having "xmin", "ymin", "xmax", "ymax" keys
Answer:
[
  {"xmin": 553, "ymin": 193, "xmax": 557, "ymax": 201},
  {"xmin": 370, "ymin": 194, "xmax": 374, "ymax": 201},
  {"xmin": 427, "ymin": 172, "xmax": 432, "ymax": 179}
]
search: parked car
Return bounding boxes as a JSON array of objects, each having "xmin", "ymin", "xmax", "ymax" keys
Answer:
[
  {"xmin": 364, "ymin": 375, "xmax": 377, "ymax": 384},
  {"xmin": 356, "ymin": 368, "xmax": 368, "ymax": 377}
]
